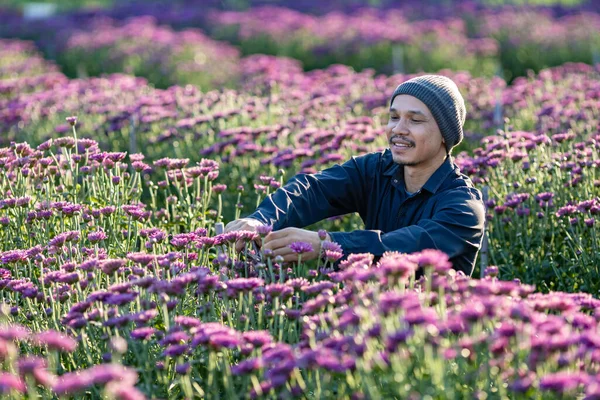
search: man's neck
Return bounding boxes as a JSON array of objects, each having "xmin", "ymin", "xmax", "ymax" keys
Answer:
[{"xmin": 403, "ymin": 153, "xmax": 448, "ymax": 194}]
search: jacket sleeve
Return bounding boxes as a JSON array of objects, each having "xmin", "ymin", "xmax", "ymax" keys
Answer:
[
  {"xmin": 246, "ymin": 154, "xmax": 375, "ymax": 230},
  {"xmin": 328, "ymin": 188, "xmax": 485, "ymax": 264}
]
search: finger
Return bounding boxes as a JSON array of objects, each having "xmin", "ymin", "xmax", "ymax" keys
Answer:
[
  {"xmin": 265, "ymin": 228, "xmax": 292, "ymax": 241},
  {"xmin": 235, "ymin": 239, "xmax": 246, "ymax": 253},
  {"xmin": 272, "ymin": 247, "xmax": 294, "ymax": 258},
  {"xmin": 263, "ymin": 238, "xmax": 293, "ymax": 252},
  {"xmin": 282, "ymin": 253, "xmax": 300, "ymax": 263}
]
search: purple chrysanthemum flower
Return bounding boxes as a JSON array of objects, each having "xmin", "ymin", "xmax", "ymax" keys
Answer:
[
  {"xmin": 377, "ymin": 251, "xmax": 417, "ymax": 282},
  {"xmin": 0, "ymin": 325, "xmax": 30, "ymax": 341},
  {"xmin": 37, "ymin": 139, "xmax": 53, "ymax": 151},
  {"xmin": 539, "ymin": 371, "xmax": 588, "ymax": 393},
  {"xmin": 410, "ymin": 249, "xmax": 453, "ymax": 274},
  {"xmin": 321, "ymin": 241, "xmax": 344, "ymax": 262},
  {"xmin": 159, "ymin": 331, "xmax": 189, "ymax": 346},
  {"xmin": 379, "ymin": 291, "xmax": 418, "ymax": 316},
  {"xmin": 99, "ymin": 259, "xmax": 127, "ymax": 275},
  {"xmin": 105, "ymin": 292, "xmax": 138, "ymax": 306},
  {"xmin": 403, "ymin": 308, "xmax": 438, "ymax": 326},
  {"xmin": 58, "ymin": 272, "xmax": 79, "ymax": 284},
  {"xmin": 130, "ymin": 309, "xmax": 159, "ymax": 325},
  {"xmin": 508, "ymin": 372, "xmax": 536, "ymax": 393},
  {"xmin": 556, "ymin": 205, "xmax": 578, "ymax": 218},
  {"xmin": 175, "ymin": 363, "xmax": 191, "ymax": 375},
  {"xmin": 0, "ymin": 250, "xmax": 28, "ymax": 264},
  {"xmin": 289, "ymin": 241, "xmax": 313, "ymax": 254},
  {"xmin": 17, "ymin": 356, "xmax": 47, "ymax": 375},
  {"xmin": 54, "ymin": 137, "xmax": 75, "ymax": 148},
  {"xmin": 162, "ymin": 344, "xmax": 188, "ymax": 357},
  {"xmin": 208, "ymin": 333, "xmax": 242, "ymax": 350},
  {"xmin": 535, "ymin": 192, "xmax": 554, "ymax": 202},
  {"xmin": 226, "ymin": 278, "xmax": 264, "ymax": 296},
  {"xmin": 52, "ymin": 372, "xmax": 93, "ymax": 395},
  {"xmin": 314, "ymin": 348, "xmax": 356, "ymax": 373},
  {"xmin": 0, "ymin": 269, "xmax": 10, "ymax": 280},
  {"xmin": 265, "ymin": 284, "xmax": 294, "ymax": 300},
  {"xmin": 65, "ymin": 116, "xmax": 77, "ymax": 126},
  {"xmin": 48, "ymin": 231, "xmax": 80, "ymax": 247},
  {"xmin": 317, "ymin": 229, "xmax": 328, "ymax": 240},
  {"xmin": 301, "ymin": 294, "xmax": 334, "ymax": 316},
  {"xmin": 61, "ymin": 205, "xmax": 83, "ymax": 217},
  {"xmin": 242, "ymin": 330, "xmax": 273, "ymax": 348},
  {"xmin": 190, "ymin": 323, "xmax": 233, "ymax": 347},
  {"xmin": 286, "ymin": 278, "xmax": 309, "ymax": 290},
  {"xmin": 87, "ymin": 230, "xmax": 107, "ymax": 243},
  {"xmin": 321, "ymin": 241, "xmax": 342, "ymax": 253},
  {"xmin": 256, "ymin": 224, "xmax": 273, "ymax": 237},
  {"xmin": 33, "ymin": 330, "xmax": 78, "ymax": 352},
  {"xmin": 212, "ymin": 184, "xmax": 227, "ymax": 194},
  {"xmin": 54, "ymin": 364, "xmax": 137, "ymax": 395},
  {"xmin": 0, "ymin": 372, "xmax": 26, "ymax": 394},
  {"xmin": 99, "ymin": 206, "xmax": 116, "ymax": 216},
  {"xmin": 232, "ymin": 358, "xmax": 263, "ymax": 375},
  {"xmin": 170, "ymin": 233, "xmax": 195, "ymax": 249},
  {"xmin": 20, "ymin": 357, "xmax": 55, "ymax": 387},
  {"xmin": 173, "ymin": 316, "xmax": 202, "ymax": 328},
  {"xmin": 301, "ymin": 281, "xmax": 336, "ymax": 296},
  {"xmin": 338, "ymin": 253, "xmax": 374, "ymax": 270},
  {"xmin": 126, "ymin": 252, "xmax": 155, "ymax": 265},
  {"xmin": 103, "ymin": 315, "xmax": 130, "ymax": 328},
  {"xmin": 324, "ymin": 250, "xmax": 343, "ymax": 263},
  {"xmin": 483, "ymin": 266, "xmax": 499, "ymax": 278},
  {"xmin": 78, "ymin": 258, "xmax": 99, "ymax": 271},
  {"xmin": 198, "ymin": 159, "xmax": 219, "ymax": 174},
  {"xmin": 105, "ymin": 383, "xmax": 146, "ymax": 400}
]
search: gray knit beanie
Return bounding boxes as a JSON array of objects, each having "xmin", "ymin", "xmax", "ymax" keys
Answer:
[{"xmin": 390, "ymin": 75, "xmax": 466, "ymax": 154}]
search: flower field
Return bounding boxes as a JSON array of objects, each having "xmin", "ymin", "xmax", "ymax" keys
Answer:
[
  {"xmin": 2, "ymin": 1, "xmax": 600, "ymax": 83},
  {"xmin": 1, "ymin": 0, "xmax": 600, "ymax": 398}
]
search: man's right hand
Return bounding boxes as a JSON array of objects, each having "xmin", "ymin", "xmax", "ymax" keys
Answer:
[{"xmin": 224, "ymin": 218, "xmax": 265, "ymax": 253}]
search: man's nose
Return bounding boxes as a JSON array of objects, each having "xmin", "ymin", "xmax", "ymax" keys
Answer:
[{"xmin": 391, "ymin": 118, "xmax": 409, "ymax": 135}]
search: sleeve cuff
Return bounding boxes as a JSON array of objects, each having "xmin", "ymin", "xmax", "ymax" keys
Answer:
[{"xmin": 327, "ymin": 231, "xmax": 351, "ymax": 255}]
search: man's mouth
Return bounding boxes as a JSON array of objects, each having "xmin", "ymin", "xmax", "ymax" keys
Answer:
[{"xmin": 390, "ymin": 137, "xmax": 414, "ymax": 149}]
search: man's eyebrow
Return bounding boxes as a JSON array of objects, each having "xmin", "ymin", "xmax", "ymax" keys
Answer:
[{"xmin": 389, "ymin": 108, "xmax": 427, "ymax": 117}]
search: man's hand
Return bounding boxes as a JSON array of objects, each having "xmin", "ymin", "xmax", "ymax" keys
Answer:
[
  {"xmin": 224, "ymin": 218, "xmax": 265, "ymax": 253},
  {"xmin": 262, "ymin": 227, "xmax": 329, "ymax": 263}
]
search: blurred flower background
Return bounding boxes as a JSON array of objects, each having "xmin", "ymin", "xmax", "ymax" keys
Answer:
[{"xmin": 1, "ymin": 0, "xmax": 600, "ymax": 398}]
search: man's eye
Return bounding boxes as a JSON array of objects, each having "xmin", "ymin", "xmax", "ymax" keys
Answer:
[{"xmin": 411, "ymin": 119, "xmax": 423, "ymax": 123}]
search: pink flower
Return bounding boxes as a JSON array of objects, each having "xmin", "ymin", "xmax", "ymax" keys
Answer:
[
  {"xmin": 33, "ymin": 330, "xmax": 77, "ymax": 352},
  {"xmin": 65, "ymin": 116, "xmax": 77, "ymax": 126},
  {"xmin": 0, "ymin": 372, "xmax": 25, "ymax": 394}
]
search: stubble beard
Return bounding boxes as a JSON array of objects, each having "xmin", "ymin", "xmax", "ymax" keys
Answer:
[{"xmin": 391, "ymin": 153, "xmax": 420, "ymax": 167}]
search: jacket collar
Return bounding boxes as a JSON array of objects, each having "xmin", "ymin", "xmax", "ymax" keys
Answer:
[
  {"xmin": 382, "ymin": 149, "xmax": 400, "ymax": 176},
  {"xmin": 382, "ymin": 149, "xmax": 457, "ymax": 194}
]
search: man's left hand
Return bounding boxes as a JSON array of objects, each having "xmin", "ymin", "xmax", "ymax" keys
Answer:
[{"xmin": 262, "ymin": 228, "xmax": 329, "ymax": 263}]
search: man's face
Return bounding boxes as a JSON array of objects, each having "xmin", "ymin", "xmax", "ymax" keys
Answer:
[{"xmin": 385, "ymin": 95, "xmax": 446, "ymax": 167}]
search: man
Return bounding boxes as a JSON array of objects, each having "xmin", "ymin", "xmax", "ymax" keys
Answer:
[{"xmin": 225, "ymin": 75, "xmax": 486, "ymax": 275}]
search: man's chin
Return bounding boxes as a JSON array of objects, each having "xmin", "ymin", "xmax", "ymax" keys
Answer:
[{"xmin": 393, "ymin": 156, "xmax": 418, "ymax": 167}]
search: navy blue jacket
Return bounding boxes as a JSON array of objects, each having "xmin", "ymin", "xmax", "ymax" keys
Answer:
[{"xmin": 247, "ymin": 149, "xmax": 486, "ymax": 275}]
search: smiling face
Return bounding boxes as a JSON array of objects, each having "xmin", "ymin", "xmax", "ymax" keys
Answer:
[{"xmin": 386, "ymin": 95, "xmax": 447, "ymax": 167}]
